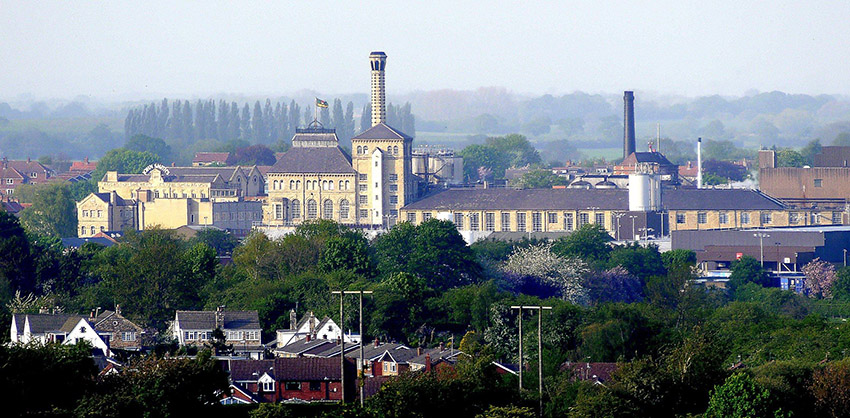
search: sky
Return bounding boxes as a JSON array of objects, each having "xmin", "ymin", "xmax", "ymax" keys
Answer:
[{"xmin": 2, "ymin": 1, "xmax": 849, "ymax": 101}]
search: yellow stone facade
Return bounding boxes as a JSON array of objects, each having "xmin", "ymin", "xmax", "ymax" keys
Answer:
[
  {"xmin": 264, "ymin": 173, "xmax": 358, "ymax": 225},
  {"xmin": 76, "ymin": 192, "xmax": 136, "ymax": 237},
  {"xmin": 400, "ymin": 208, "xmax": 620, "ymax": 234},
  {"xmin": 351, "ymin": 127, "xmax": 415, "ymax": 225},
  {"xmin": 668, "ymin": 209, "xmax": 844, "ymax": 231}
]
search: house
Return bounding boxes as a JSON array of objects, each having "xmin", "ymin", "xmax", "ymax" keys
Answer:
[
  {"xmin": 275, "ymin": 310, "xmax": 359, "ymax": 348},
  {"xmin": 90, "ymin": 305, "xmax": 150, "ymax": 351},
  {"xmin": 223, "ymin": 357, "xmax": 356, "ymax": 403},
  {"xmin": 193, "ymin": 152, "xmax": 231, "ymax": 166},
  {"xmin": 69, "ymin": 157, "xmax": 97, "ymax": 175},
  {"xmin": 76, "ymin": 191, "xmax": 137, "ymax": 237},
  {"xmin": 10, "ymin": 312, "xmax": 112, "ymax": 356},
  {"xmin": 172, "ymin": 307, "xmax": 264, "ymax": 359},
  {"xmin": 0, "ymin": 157, "xmax": 55, "ymax": 196}
]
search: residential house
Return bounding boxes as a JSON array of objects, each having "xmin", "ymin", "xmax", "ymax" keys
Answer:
[
  {"xmin": 224, "ymin": 357, "xmax": 356, "ymax": 403},
  {"xmin": 0, "ymin": 157, "xmax": 55, "ymax": 196},
  {"xmin": 172, "ymin": 307, "xmax": 264, "ymax": 359},
  {"xmin": 90, "ymin": 305, "xmax": 149, "ymax": 351},
  {"xmin": 10, "ymin": 312, "xmax": 112, "ymax": 356},
  {"xmin": 275, "ymin": 310, "xmax": 359, "ymax": 349}
]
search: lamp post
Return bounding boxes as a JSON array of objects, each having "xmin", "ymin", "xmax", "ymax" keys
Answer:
[
  {"xmin": 332, "ymin": 290, "xmax": 374, "ymax": 406},
  {"xmin": 753, "ymin": 232, "xmax": 770, "ymax": 267},
  {"xmin": 628, "ymin": 215, "xmax": 637, "ymax": 241}
]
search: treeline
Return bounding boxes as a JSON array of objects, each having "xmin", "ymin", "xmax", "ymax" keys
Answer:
[{"xmin": 123, "ymin": 99, "xmax": 415, "ymax": 155}]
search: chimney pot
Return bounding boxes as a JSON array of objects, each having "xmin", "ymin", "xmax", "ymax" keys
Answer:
[
  {"xmin": 374, "ymin": 338, "xmax": 379, "ymax": 347},
  {"xmin": 417, "ymin": 347, "xmax": 422, "ymax": 356}
]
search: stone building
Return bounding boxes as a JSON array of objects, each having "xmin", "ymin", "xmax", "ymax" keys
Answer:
[{"xmin": 759, "ymin": 148, "xmax": 850, "ymax": 213}]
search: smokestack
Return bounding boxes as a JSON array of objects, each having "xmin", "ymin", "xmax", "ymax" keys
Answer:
[
  {"xmin": 369, "ymin": 51, "xmax": 388, "ymax": 126},
  {"xmin": 697, "ymin": 137, "xmax": 703, "ymax": 189},
  {"xmin": 624, "ymin": 91, "xmax": 636, "ymax": 159}
]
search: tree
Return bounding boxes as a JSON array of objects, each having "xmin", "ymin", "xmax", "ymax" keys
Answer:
[
  {"xmin": 124, "ymin": 134, "xmax": 172, "ymax": 162},
  {"xmin": 458, "ymin": 143, "xmax": 511, "ymax": 181},
  {"xmin": 318, "ymin": 230, "xmax": 373, "ymax": 278},
  {"xmin": 511, "ymin": 169, "xmax": 567, "ymax": 189},
  {"xmin": 705, "ymin": 373, "xmax": 789, "ymax": 418},
  {"xmin": 191, "ymin": 228, "xmax": 238, "ymax": 256},
  {"xmin": 832, "ymin": 267, "xmax": 850, "ymax": 301},
  {"xmin": 92, "ymin": 148, "xmax": 159, "ymax": 180},
  {"xmin": 503, "ymin": 242, "xmax": 588, "ymax": 304},
  {"xmin": 551, "ymin": 223, "xmax": 612, "ymax": 265},
  {"xmin": 802, "ymin": 258, "xmax": 837, "ymax": 299},
  {"xmin": 776, "ymin": 148, "xmax": 806, "ymax": 167},
  {"xmin": 360, "ymin": 103, "xmax": 371, "ymax": 133},
  {"xmin": 17, "ymin": 183, "xmax": 77, "ymax": 237},
  {"xmin": 584, "ymin": 266, "xmax": 643, "ymax": 304},
  {"xmin": 810, "ymin": 359, "xmax": 850, "ymax": 418},
  {"xmin": 728, "ymin": 256, "xmax": 770, "ymax": 291},
  {"xmin": 0, "ymin": 210, "xmax": 34, "ymax": 294},
  {"xmin": 832, "ymin": 132, "xmax": 850, "ymax": 146},
  {"xmin": 703, "ymin": 159, "xmax": 748, "ymax": 182},
  {"xmin": 661, "ymin": 249, "xmax": 696, "ymax": 271},
  {"xmin": 486, "ymin": 134, "xmax": 541, "ymax": 168},
  {"xmin": 607, "ymin": 243, "xmax": 665, "ymax": 281},
  {"xmin": 227, "ymin": 144, "xmax": 276, "ymax": 166},
  {"xmin": 801, "ymin": 139, "xmax": 823, "ymax": 166}
]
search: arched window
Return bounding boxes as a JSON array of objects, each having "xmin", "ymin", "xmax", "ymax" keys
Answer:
[
  {"xmin": 393, "ymin": 146, "xmax": 398, "ymax": 155},
  {"xmin": 273, "ymin": 180, "xmax": 278, "ymax": 190},
  {"xmin": 339, "ymin": 180, "xmax": 344, "ymax": 190},
  {"xmin": 340, "ymin": 199, "xmax": 350, "ymax": 219},
  {"xmin": 329, "ymin": 181, "xmax": 334, "ymax": 190},
  {"xmin": 291, "ymin": 199, "xmax": 301, "ymax": 218},
  {"xmin": 90, "ymin": 226, "xmax": 95, "ymax": 235},
  {"xmin": 363, "ymin": 146, "xmax": 367, "ymax": 154},
  {"xmin": 323, "ymin": 199, "xmax": 333, "ymax": 219},
  {"xmin": 81, "ymin": 226, "xmax": 86, "ymax": 235},
  {"xmin": 307, "ymin": 199, "xmax": 318, "ymax": 219},
  {"xmin": 289, "ymin": 180, "xmax": 294, "ymax": 189},
  {"xmin": 345, "ymin": 180, "xmax": 350, "ymax": 190},
  {"xmin": 357, "ymin": 146, "xmax": 362, "ymax": 154},
  {"xmin": 296, "ymin": 180, "xmax": 301, "ymax": 190}
]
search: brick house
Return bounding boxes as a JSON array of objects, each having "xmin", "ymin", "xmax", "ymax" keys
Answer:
[
  {"xmin": 0, "ymin": 157, "xmax": 55, "ymax": 196},
  {"xmin": 223, "ymin": 357, "xmax": 356, "ymax": 403},
  {"xmin": 90, "ymin": 305, "xmax": 150, "ymax": 351}
]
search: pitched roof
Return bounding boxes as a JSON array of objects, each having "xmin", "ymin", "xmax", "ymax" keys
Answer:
[
  {"xmin": 193, "ymin": 152, "xmax": 230, "ymax": 163},
  {"xmin": 402, "ymin": 188, "xmax": 629, "ymax": 211},
  {"xmin": 269, "ymin": 146, "xmax": 355, "ymax": 174},
  {"xmin": 276, "ymin": 338, "xmax": 333, "ymax": 355},
  {"xmin": 175, "ymin": 310, "xmax": 260, "ymax": 330},
  {"xmin": 168, "ymin": 167, "xmax": 243, "ymax": 181},
  {"xmin": 61, "ymin": 237, "xmax": 118, "ymax": 248},
  {"xmin": 24, "ymin": 314, "xmax": 81, "ymax": 334},
  {"xmin": 403, "ymin": 188, "xmax": 786, "ymax": 212},
  {"xmin": 112, "ymin": 174, "xmax": 222, "ymax": 184},
  {"xmin": 273, "ymin": 357, "xmax": 343, "ymax": 380},
  {"xmin": 621, "ymin": 152, "xmax": 674, "ymax": 166},
  {"xmin": 353, "ymin": 123, "xmax": 412, "ymax": 140},
  {"xmin": 229, "ymin": 359, "xmax": 275, "ymax": 381},
  {"xmin": 88, "ymin": 192, "xmax": 132, "ymax": 206}
]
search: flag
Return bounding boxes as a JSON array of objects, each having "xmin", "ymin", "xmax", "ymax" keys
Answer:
[{"xmin": 316, "ymin": 98, "xmax": 329, "ymax": 108}]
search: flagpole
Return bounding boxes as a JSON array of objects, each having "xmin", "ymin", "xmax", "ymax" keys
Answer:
[{"xmin": 315, "ymin": 99, "xmax": 318, "ymax": 125}]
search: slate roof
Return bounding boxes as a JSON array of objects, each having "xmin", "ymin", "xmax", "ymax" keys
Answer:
[
  {"xmin": 229, "ymin": 359, "xmax": 275, "ymax": 381},
  {"xmin": 89, "ymin": 192, "xmax": 132, "ymax": 205},
  {"xmin": 111, "ymin": 174, "xmax": 222, "ymax": 183},
  {"xmin": 269, "ymin": 147, "xmax": 355, "ymax": 174},
  {"xmin": 273, "ymin": 357, "xmax": 344, "ymax": 380},
  {"xmin": 276, "ymin": 338, "xmax": 334, "ymax": 356},
  {"xmin": 408, "ymin": 348, "xmax": 461, "ymax": 365},
  {"xmin": 193, "ymin": 152, "xmax": 230, "ymax": 164},
  {"xmin": 24, "ymin": 314, "xmax": 81, "ymax": 334},
  {"xmin": 175, "ymin": 310, "xmax": 260, "ymax": 330},
  {"xmin": 168, "ymin": 167, "xmax": 243, "ymax": 180},
  {"xmin": 61, "ymin": 237, "xmax": 118, "ymax": 248},
  {"xmin": 353, "ymin": 123, "xmax": 412, "ymax": 140},
  {"xmin": 402, "ymin": 188, "xmax": 786, "ymax": 212},
  {"xmin": 292, "ymin": 131, "xmax": 339, "ymax": 144},
  {"xmin": 621, "ymin": 152, "xmax": 675, "ymax": 166}
]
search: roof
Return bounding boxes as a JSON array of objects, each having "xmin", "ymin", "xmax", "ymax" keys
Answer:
[
  {"xmin": 168, "ymin": 167, "xmax": 243, "ymax": 181},
  {"xmin": 621, "ymin": 152, "xmax": 675, "ymax": 166},
  {"xmin": 402, "ymin": 188, "xmax": 629, "ymax": 211},
  {"xmin": 353, "ymin": 123, "xmax": 412, "ymax": 141},
  {"xmin": 175, "ymin": 310, "xmax": 260, "ymax": 330},
  {"xmin": 403, "ymin": 188, "xmax": 786, "ymax": 212},
  {"xmin": 291, "ymin": 130, "xmax": 339, "ymax": 146},
  {"xmin": 88, "ymin": 192, "xmax": 132, "ymax": 206},
  {"xmin": 193, "ymin": 152, "xmax": 230, "ymax": 163},
  {"xmin": 276, "ymin": 338, "xmax": 334, "ymax": 355},
  {"xmin": 24, "ymin": 314, "xmax": 81, "ymax": 334},
  {"xmin": 269, "ymin": 146, "xmax": 355, "ymax": 174},
  {"xmin": 230, "ymin": 358, "xmax": 346, "ymax": 381},
  {"xmin": 2, "ymin": 159, "xmax": 53, "ymax": 175},
  {"xmin": 229, "ymin": 359, "xmax": 275, "ymax": 381},
  {"xmin": 111, "ymin": 174, "xmax": 223, "ymax": 183},
  {"xmin": 70, "ymin": 160, "xmax": 97, "ymax": 172},
  {"xmin": 61, "ymin": 237, "xmax": 118, "ymax": 248},
  {"xmin": 1, "ymin": 200, "xmax": 24, "ymax": 213}
]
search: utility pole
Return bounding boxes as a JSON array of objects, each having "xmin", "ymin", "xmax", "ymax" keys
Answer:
[
  {"xmin": 753, "ymin": 232, "xmax": 770, "ymax": 267},
  {"xmin": 512, "ymin": 305, "xmax": 552, "ymax": 417},
  {"xmin": 332, "ymin": 290, "xmax": 373, "ymax": 406},
  {"xmin": 511, "ymin": 306, "xmax": 523, "ymax": 391}
]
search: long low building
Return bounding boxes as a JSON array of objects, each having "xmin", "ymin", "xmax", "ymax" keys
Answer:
[{"xmin": 399, "ymin": 186, "xmax": 846, "ymax": 240}]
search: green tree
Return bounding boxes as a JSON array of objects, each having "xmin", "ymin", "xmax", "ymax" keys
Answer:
[
  {"xmin": 552, "ymin": 223, "xmax": 612, "ymax": 265},
  {"xmin": 459, "ymin": 143, "xmax": 512, "ymax": 181},
  {"xmin": 776, "ymin": 148, "xmax": 806, "ymax": 167},
  {"xmin": 124, "ymin": 134, "xmax": 172, "ymax": 162},
  {"xmin": 607, "ymin": 243, "xmax": 665, "ymax": 281},
  {"xmin": 729, "ymin": 256, "xmax": 771, "ymax": 291},
  {"xmin": 17, "ymin": 183, "xmax": 78, "ymax": 237},
  {"xmin": 832, "ymin": 266, "xmax": 850, "ymax": 301},
  {"xmin": 832, "ymin": 132, "xmax": 850, "ymax": 146},
  {"xmin": 511, "ymin": 169, "xmax": 567, "ymax": 189},
  {"xmin": 318, "ymin": 231, "xmax": 373, "ymax": 277},
  {"xmin": 661, "ymin": 249, "xmax": 697, "ymax": 271},
  {"xmin": 801, "ymin": 139, "xmax": 823, "ymax": 166},
  {"xmin": 191, "ymin": 228, "xmax": 238, "ymax": 256},
  {"xmin": 705, "ymin": 373, "xmax": 789, "ymax": 418},
  {"xmin": 486, "ymin": 134, "xmax": 542, "ymax": 168},
  {"xmin": 92, "ymin": 148, "xmax": 159, "ymax": 181},
  {"xmin": 0, "ymin": 210, "xmax": 34, "ymax": 294}
]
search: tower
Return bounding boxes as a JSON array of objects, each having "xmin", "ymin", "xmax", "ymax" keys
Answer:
[
  {"xmin": 624, "ymin": 91, "xmax": 636, "ymax": 159},
  {"xmin": 370, "ymin": 51, "xmax": 387, "ymax": 126}
]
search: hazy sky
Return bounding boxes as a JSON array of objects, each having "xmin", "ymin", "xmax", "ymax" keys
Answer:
[{"xmin": 2, "ymin": 1, "xmax": 849, "ymax": 101}]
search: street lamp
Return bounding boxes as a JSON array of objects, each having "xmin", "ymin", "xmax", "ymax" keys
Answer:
[
  {"xmin": 753, "ymin": 232, "xmax": 770, "ymax": 268},
  {"xmin": 511, "ymin": 305, "xmax": 552, "ymax": 418},
  {"xmin": 628, "ymin": 215, "xmax": 637, "ymax": 241}
]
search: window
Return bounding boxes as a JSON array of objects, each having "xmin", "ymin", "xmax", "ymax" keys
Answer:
[
  {"xmin": 340, "ymin": 200, "xmax": 350, "ymax": 219},
  {"xmin": 532, "ymin": 212, "xmax": 542, "ymax": 232},
  {"xmin": 548, "ymin": 212, "xmax": 557, "ymax": 224},
  {"xmin": 741, "ymin": 212, "xmax": 750, "ymax": 224},
  {"xmin": 284, "ymin": 381, "xmax": 301, "ymax": 391},
  {"xmin": 470, "ymin": 213, "xmax": 480, "ymax": 230},
  {"xmin": 389, "ymin": 195, "xmax": 398, "ymax": 205},
  {"xmin": 359, "ymin": 174, "xmax": 367, "ymax": 181},
  {"xmin": 407, "ymin": 212, "xmax": 416, "ymax": 223},
  {"xmin": 389, "ymin": 184, "xmax": 398, "ymax": 192},
  {"xmin": 485, "ymin": 212, "xmax": 495, "ymax": 231},
  {"xmin": 80, "ymin": 226, "xmax": 86, "ymax": 235},
  {"xmin": 789, "ymin": 212, "xmax": 800, "ymax": 224},
  {"xmin": 307, "ymin": 199, "xmax": 317, "ymax": 219},
  {"xmin": 697, "ymin": 212, "xmax": 707, "ymax": 224},
  {"xmin": 30, "ymin": 172, "xmax": 37, "ymax": 178},
  {"xmin": 359, "ymin": 195, "xmax": 368, "ymax": 205},
  {"xmin": 275, "ymin": 204, "xmax": 283, "ymax": 219},
  {"xmin": 375, "ymin": 161, "xmax": 378, "ymax": 167},
  {"xmin": 814, "ymin": 179, "xmax": 823, "ymax": 188},
  {"xmin": 760, "ymin": 212, "xmax": 772, "ymax": 224},
  {"xmin": 393, "ymin": 146, "xmax": 398, "ymax": 155},
  {"xmin": 359, "ymin": 209, "xmax": 369, "ymax": 219},
  {"xmin": 262, "ymin": 381, "xmax": 274, "ymax": 392},
  {"xmin": 501, "ymin": 212, "xmax": 511, "ymax": 231},
  {"xmin": 122, "ymin": 332, "xmax": 136, "ymax": 341},
  {"xmin": 389, "ymin": 174, "xmax": 398, "ymax": 182},
  {"xmin": 833, "ymin": 211, "xmax": 842, "ymax": 224},
  {"xmin": 357, "ymin": 146, "xmax": 363, "ymax": 154},
  {"xmin": 594, "ymin": 212, "xmax": 605, "ymax": 226},
  {"xmin": 676, "ymin": 213, "xmax": 686, "ymax": 224},
  {"xmin": 578, "ymin": 213, "xmax": 589, "ymax": 227},
  {"xmin": 811, "ymin": 212, "xmax": 820, "ymax": 224},
  {"xmin": 83, "ymin": 210, "xmax": 89, "ymax": 217},
  {"xmin": 291, "ymin": 199, "xmax": 301, "ymax": 218},
  {"xmin": 517, "ymin": 213, "xmax": 526, "ymax": 231},
  {"xmin": 100, "ymin": 226, "xmax": 105, "ymax": 232},
  {"xmin": 323, "ymin": 199, "xmax": 333, "ymax": 219},
  {"xmin": 719, "ymin": 212, "xmax": 729, "ymax": 224},
  {"xmin": 184, "ymin": 331, "xmax": 196, "ymax": 340},
  {"xmin": 90, "ymin": 226, "xmax": 95, "ymax": 235},
  {"xmin": 359, "ymin": 184, "xmax": 368, "ymax": 192},
  {"xmin": 309, "ymin": 381, "xmax": 321, "ymax": 391},
  {"xmin": 454, "ymin": 213, "xmax": 464, "ymax": 229},
  {"xmin": 423, "ymin": 212, "xmax": 432, "ymax": 221},
  {"xmin": 5, "ymin": 179, "xmax": 12, "ymax": 184},
  {"xmin": 564, "ymin": 213, "xmax": 574, "ymax": 231}
]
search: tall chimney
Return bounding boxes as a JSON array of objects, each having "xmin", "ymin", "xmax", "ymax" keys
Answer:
[
  {"xmin": 624, "ymin": 91, "xmax": 636, "ymax": 159},
  {"xmin": 697, "ymin": 137, "xmax": 703, "ymax": 189},
  {"xmin": 370, "ymin": 51, "xmax": 388, "ymax": 126}
]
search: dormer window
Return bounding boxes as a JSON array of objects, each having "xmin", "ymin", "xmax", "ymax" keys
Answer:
[{"xmin": 262, "ymin": 381, "xmax": 274, "ymax": 392}]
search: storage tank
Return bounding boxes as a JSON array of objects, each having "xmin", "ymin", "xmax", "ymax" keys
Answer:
[{"xmin": 628, "ymin": 173, "xmax": 660, "ymax": 211}]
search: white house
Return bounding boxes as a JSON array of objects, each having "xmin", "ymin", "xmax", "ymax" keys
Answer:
[{"xmin": 275, "ymin": 310, "xmax": 359, "ymax": 348}]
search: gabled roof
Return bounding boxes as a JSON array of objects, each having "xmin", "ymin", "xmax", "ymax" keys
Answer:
[
  {"xmin": 175, "ymin": 310, "xmax": 260, "ymax": 330},
  {"xmin": 168, "ymin": 166, "xmax": 245, "ymax": 182},
  {"xmin": 229, "ymin": 359, "xmax": 275, "ymax": 381},
  {"xmin": 353, "ymin": 123, "xmax": 412, "ymax": 141},
  {"xmin": 0, "ymin": 166, "xmax": 26, "ymax": 180},
  {"xmin": 621, "ymin": 152, "xmax": 674, "ymax": 166},
  {"xmin": 87, "ymin": 192, "xmax": 132, "ymax": 206},
  {"xmin": 276, "ymin": 338, "xmax": 333, "ymax": 356},
  {"xmin": 273, "ymin": 357, "xmax": 344, "ymax": 380},
  {"xmin": 25, "ymin": 314, "xmax": 81, "ymax": 334},
  {"xmin": 193, "ymin": 152, "xmax": 230, "ymax": 164},
  {"xmin": 269, "ymin": 147, "xmax": 355, "ymax": 174}
]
